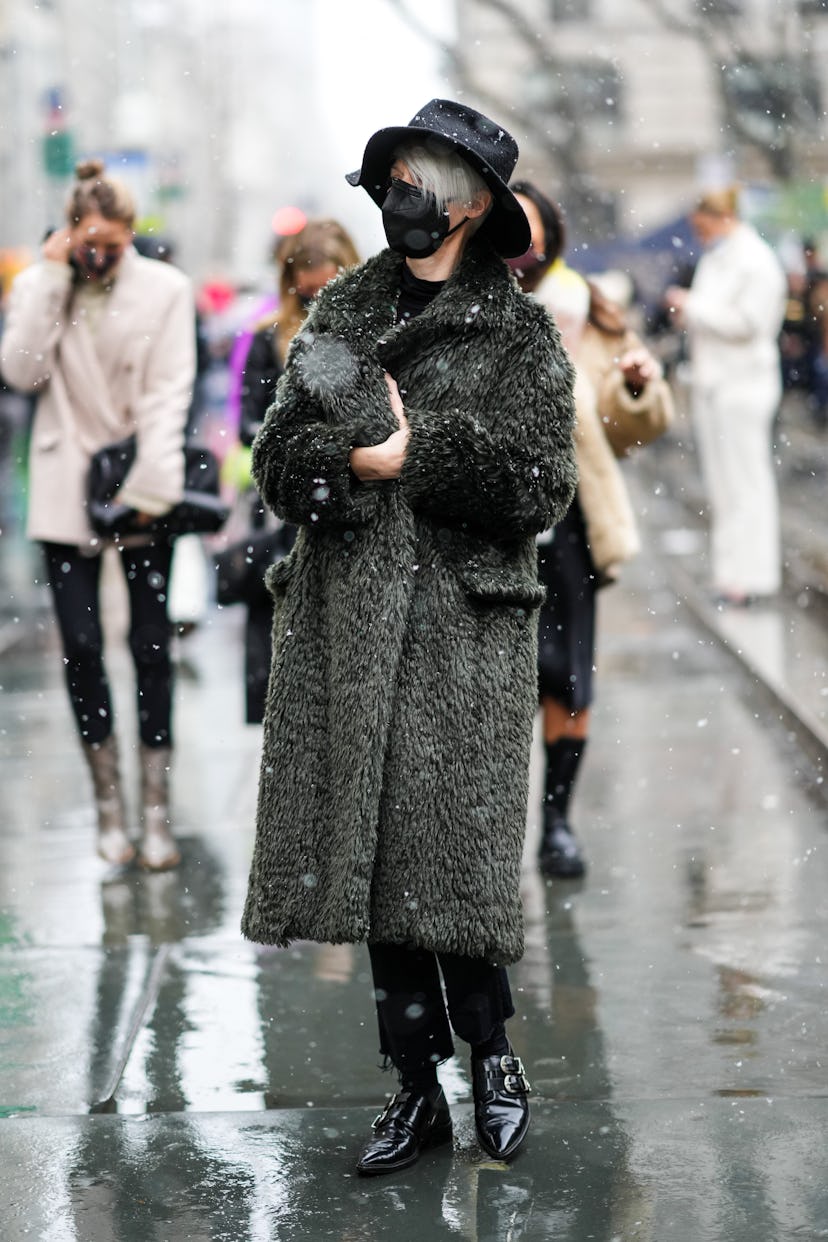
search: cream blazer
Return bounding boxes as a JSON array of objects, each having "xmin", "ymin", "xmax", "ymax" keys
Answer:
[
  {"xmin": 684, "ymin": 222, "xmax": 786, "ymax": 391},
  {"xmin": 1, "ymin": 247, "xmax": 195, "ymax": 549}
]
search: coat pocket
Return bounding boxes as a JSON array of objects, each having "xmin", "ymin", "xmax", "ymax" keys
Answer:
[
  {"xmin": 264, "ymin": 549, "xmax": 298, "ymax": 598},
  {"xmin": 456, "ymin": 564, "xmax": 546, "ymax": 611}
]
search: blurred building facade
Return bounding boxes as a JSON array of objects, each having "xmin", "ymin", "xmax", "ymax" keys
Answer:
[
  {"xmin": 3, "ymin": 0, "xmax": 826, "ymax": 278},
  {"xmin": 454, "ymin": 0, "xmax": 828, "ymax": 239},
  {"xmin": 0, "ymin": 0, "xmax": 335, "ymax": 281}
]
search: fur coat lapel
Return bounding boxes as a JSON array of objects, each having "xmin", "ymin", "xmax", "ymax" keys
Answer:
[{"xmin": 319, "ymin": 241, "xmax": 512, "ymax": 374}]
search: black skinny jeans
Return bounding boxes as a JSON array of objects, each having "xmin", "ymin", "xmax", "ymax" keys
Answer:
[
  {"xmin": 368, "ymin": 942, "xmax": 514, "ymax": 1076},
  {"xmin": 42, "ymin": 541, "xmax": 174, "ymax": 748}
]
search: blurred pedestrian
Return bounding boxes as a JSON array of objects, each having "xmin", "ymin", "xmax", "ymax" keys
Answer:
[
  {"xmin": 238, "ymin": 218, "xmax": 359, "ymax": 724},
  {"xmin": 133, "ymin": 233, "xmax": 212, "ymax": 655},
  {"xmin": 511, "ymin": 182, "xmax": 673, "ymax": 879},
  {"xmin": 779, "ymin": 267, "xmax": 812, "ymax": 395},
  {"xmin": 0, "ymin": 159, "xmax": 195, "ymax": 869},
  {"xmin": 801, "ymin": 238, "xmax": 828, "ymax": 428},
  {"xmin": 241, "ymin": 99, "xmax": 577, "ymax": 1174},
  {"xmin": 240, "ymin": 219, "xmax": 360, "ymax": 444},
  {"xmin": 665, "ymin": 188, "xmax": 786, "ymax": 605}
]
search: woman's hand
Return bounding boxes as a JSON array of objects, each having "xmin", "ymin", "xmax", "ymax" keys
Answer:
[
  {"xmin": 664, "ymin": 286, "xmax": 688, "ymax": 318},
  {"xmin": 618, "ymin": 347, "xmax": 661, "ymax": 398},
  {"xmin": 349, "ymin": 373, "xmax": 410, "ymax": 481},
  {"xmin": 42, "ymin": 227, "xmax": 74, "ymax": 264}
]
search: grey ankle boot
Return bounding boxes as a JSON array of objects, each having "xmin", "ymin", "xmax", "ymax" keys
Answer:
[
  {"xmin": 137, "ymin": 745, "xmax": 181, "ymax": 871},
  {"xmin": 82, "ymin": 736, "xmax": 135, "ymax": 866}
]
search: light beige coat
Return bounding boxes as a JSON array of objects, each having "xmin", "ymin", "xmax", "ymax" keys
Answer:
[
  {"xmin": 574, "ymin": 324, "xmax": 674, "ymax": 581},
  {"xmin": 0, "ymin": 247, "xmax": 195, "ymax": 549}
]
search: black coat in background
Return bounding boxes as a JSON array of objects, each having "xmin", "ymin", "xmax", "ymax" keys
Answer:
[
  {"xmin": 240, "ymin": 327, "xmax": 282, "ymax": 449},
  {"xmin": 239, "ymin": 328, "xmax": 291, "ymax": 724}
]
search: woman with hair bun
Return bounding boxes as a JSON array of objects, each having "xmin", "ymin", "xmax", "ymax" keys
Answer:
[{"xmin": 1, "ymin": 159, "xmax": 196, "ymax": 870}]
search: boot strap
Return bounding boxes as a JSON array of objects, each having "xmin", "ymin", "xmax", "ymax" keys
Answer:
[
  {"xmin": 372, "ymin": 1092, "xmax": 403, "ymax": 1130},
  {"xmin": 480, "ymin": 1055, "xmax": 531, "ymax": 1096}
]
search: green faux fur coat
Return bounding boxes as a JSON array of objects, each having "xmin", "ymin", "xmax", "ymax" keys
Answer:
[{"xmin": 241, "ymin": 238, "xmax": 577, "ymax": 964}]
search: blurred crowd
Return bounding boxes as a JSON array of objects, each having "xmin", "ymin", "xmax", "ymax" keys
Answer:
[
  {"xmin": 2, "ymin": 194, "xmax": 824, "ymax": 530},
  {"xmin": 0, "ymin": 157, "xmax": 823, "ymax": 878}
]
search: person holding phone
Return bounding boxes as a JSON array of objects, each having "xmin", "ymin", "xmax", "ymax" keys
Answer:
[{"xmin": 1, "ymin": 159, "xmax": 195, "ymax": 869}]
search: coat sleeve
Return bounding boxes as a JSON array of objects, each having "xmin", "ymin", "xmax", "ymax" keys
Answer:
[
  {"xmin": 0, "ymin": 262, "xmax": 73, "ymax": 392},
  {"xmin": 572, "ymin": 370, "xmax": 639, "ymax": 581},
  {"xmin": 399, "ymin": 311, "xmax": 578, "ymax": 540},
  {"xmin": 118, "ymin": 278, "xmax": 196, "ymax": 515},
  {"xmin": 251, "ymin": 324, "xmax": 387, "ymax": 529},
  {"xmin": 598, "ymin": 330, "xmax": 674, "ymax": 457}
]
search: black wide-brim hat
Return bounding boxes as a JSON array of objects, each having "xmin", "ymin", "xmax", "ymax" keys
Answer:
[{"xmin": 346, "ymin": 98, "xmax": 531, "ymax": 258}]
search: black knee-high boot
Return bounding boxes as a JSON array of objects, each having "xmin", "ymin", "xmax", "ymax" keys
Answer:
[{"xmin": 539, "ymin": 737, "xmax": 587, "ymax": 878}]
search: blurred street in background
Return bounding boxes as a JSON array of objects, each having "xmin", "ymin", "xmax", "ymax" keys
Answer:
[{"xmin": 2, "ymin": 1, "xmax": 828, "ymax": 1239}]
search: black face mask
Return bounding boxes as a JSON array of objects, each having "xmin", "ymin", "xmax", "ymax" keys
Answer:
[
  {"xmin": 381, "ymin": 177, "xmax": 467, "ymax": 259},
  {"xmin": 73, "ymin": 245, "xmax": 122, "ymax": 282},
  {"xmin": 506, "ymin": 247, "xmax": 546, "ymax": 278}
]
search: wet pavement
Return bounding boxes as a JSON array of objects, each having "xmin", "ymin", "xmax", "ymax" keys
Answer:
[
  {"xmin": 638, "ymin": 387, "xmax": 828, "ymax": 773},
  {"xmin": 1, "ymin": 492, "xmax": 828, "ymax": 1241}
]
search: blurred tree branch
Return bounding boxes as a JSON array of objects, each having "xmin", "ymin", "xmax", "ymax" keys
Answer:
[
  {"xmin": 388, "ymin": 0, "xmax": 821, "ymax": 208},
  {"xmin": 642, "ymin": 0, "xmax": 820, "ymax": 180},
  {"xmin": 385, "ymin": 0, "xmax": 617, "ymax": 231}
]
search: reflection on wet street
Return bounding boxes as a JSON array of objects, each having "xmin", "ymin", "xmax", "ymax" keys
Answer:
[{"xmin": 1, "ymin": 528, "xmax": 827, "ymax": 1240}]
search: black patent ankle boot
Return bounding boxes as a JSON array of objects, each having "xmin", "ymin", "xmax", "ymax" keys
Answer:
[
  {"xmin": 356, "ymin": 1087, "xmax": 452, "ymax": 1176},
  {"xmin": 538, "ymin": 737, "xmax": 587, "ymax": 879},
  {"xmin": 538, "ymin": 805, "xmax": 586, "ymax": 878},
  {"xmin": 472, "ymin": 1048, "xmax": 531, "ymax": 1161}
]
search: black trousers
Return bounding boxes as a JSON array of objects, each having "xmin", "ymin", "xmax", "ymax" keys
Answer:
[
  {"xmin": 42, "ymin": 541, "xmax": 174, "ymax": 748},
  {"xmin": 368, "ymin": 942, "xmax": 514, "ymax": 1076}
]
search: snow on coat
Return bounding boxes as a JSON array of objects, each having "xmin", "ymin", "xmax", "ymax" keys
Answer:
[{"xmin": 241, "ymin": 239, "xmax": 577, "ymax": 965}]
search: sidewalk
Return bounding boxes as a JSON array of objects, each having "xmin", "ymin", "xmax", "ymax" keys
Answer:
[
  {"xmin": 1, "ymin": 521, "xmax": 827, "ymax": 1240},
  {"xmin": 635, "ymin": 391, "xmax": 828, "ymax": 781}
]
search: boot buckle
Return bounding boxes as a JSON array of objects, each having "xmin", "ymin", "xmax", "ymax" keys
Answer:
[
  {"xmin": 500, "ymin": 1055, "xmax": 530, "ymax": 1095},
  {"xmin": 371, "ymin": 1094, "xmax": 399, "ymax": 1130}
]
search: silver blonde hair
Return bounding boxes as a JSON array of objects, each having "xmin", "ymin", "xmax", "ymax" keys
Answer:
[{"xmin": 393, "ymin": 142, "xmax": 490, "ymax": 212}]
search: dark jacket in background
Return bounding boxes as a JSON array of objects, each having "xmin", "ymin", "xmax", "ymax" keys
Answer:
[
  {"xmin": 238, "ymin": 326, "xmax": 290, "ymax": 724},
  {"xmin": 240, "ymin": 327, "xmax": 281, "ymax": 449}
]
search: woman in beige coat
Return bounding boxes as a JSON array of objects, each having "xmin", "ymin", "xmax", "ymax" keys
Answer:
[
  {"xmin": 510, "ymin": 182, "xmax": 673, "ymax": 878},
  {"xmin": 0, "ymin": 160, "xmax": 195, "ymax": 868}
]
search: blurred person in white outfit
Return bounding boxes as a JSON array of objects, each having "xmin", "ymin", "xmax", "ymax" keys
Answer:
[{"xmin": 666, "ymin": 188, "xmax": 786, "ymax": 605}]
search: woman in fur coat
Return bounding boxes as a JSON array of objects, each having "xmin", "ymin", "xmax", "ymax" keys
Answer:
[
  {"xmin": 241, "ymin": 100, "xmax": 577, "ymax": 1174},
  {"xmin": 510, "ymin": 182, "xmax": 673, "ymax": 880}
]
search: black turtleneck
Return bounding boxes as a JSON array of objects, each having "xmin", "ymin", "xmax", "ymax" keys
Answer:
[{"xmin": 396, "ymin": 263, "xmax": 445, "ymax": 323}]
